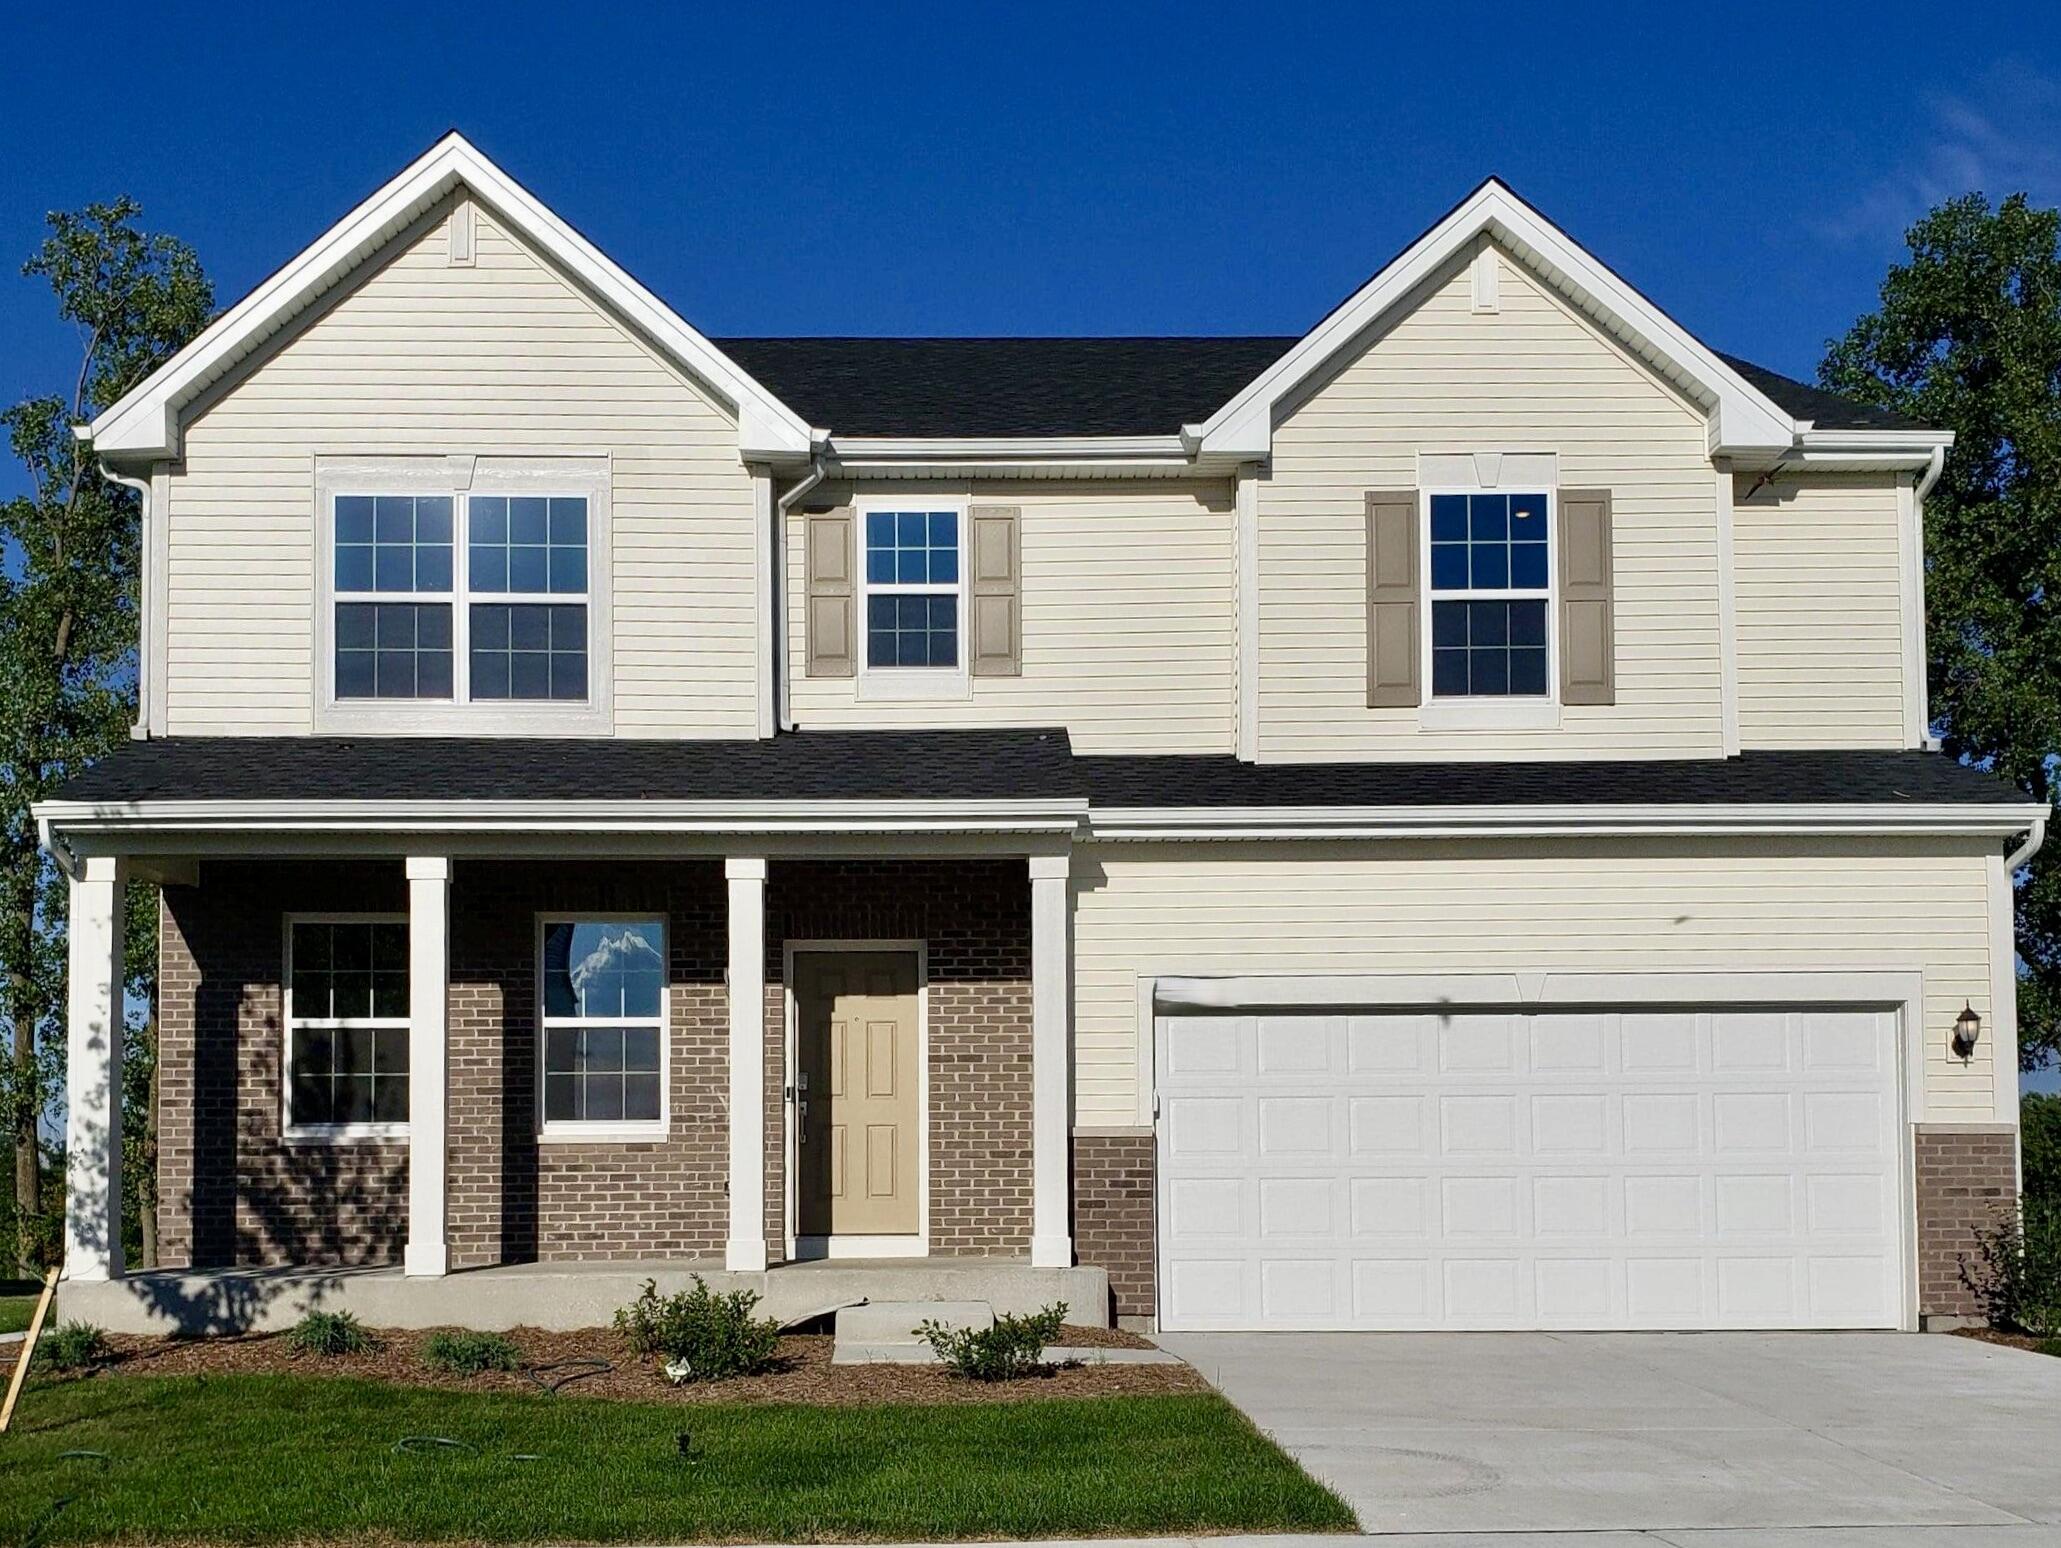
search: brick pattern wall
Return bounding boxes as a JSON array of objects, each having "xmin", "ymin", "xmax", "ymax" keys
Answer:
[
  {"xmin": 445, "ymin": 861, "xmax": 728, "ymax": 1265},
  {"xmin": 1915, "ymin": 1125, "xmax": 2019, "ymax": 1322},
  {"xmin": 766, "ymin": 860, "xmax": 1032, "ymax": 1257},
  {"xmin": 158, "ymin": 863, "xmax": 408, "ymax": 1268},
  {"xmin": 1073, "ymin": 1132, "xmax": 1154, "ymax": 1320}
]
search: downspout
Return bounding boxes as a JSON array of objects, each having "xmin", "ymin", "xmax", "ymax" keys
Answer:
[
  {"xmin": 773, "ymin": 448, "xmax": 830, "ymax": 732},
  {"xmin": 1916, "ymin": 443, "xmax": 1946, "ymax": 501},
  {"xmin": 2007, "ymin": 812, "xmax": 2046, "ymax": 876},
  {"xmin": 101, "ymin": 460, "xmax": 155, "ymax": 740}
]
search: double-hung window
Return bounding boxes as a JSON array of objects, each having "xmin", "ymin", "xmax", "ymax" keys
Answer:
[
  {"xmin": 539, "ymin": 917, "xmax": 666, "ymax": 1134},
  {"xmin": 321, "ymin": 460, "xmax": 604, "ymax": 726},
  {"xmin": 1427, "ymin": 491, "xmax": 1552, "ymax": 698},
  {"xmin": 285, "ymin": 917, "xmax": 410, "ymax": 1137},
  {"xmin": 863, "ymin": 508, "xmax": 962, "ymax": 672}
]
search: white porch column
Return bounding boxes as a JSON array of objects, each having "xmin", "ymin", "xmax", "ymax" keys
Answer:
[
  {"xmin": 64, "ymin": 855, "xmax": 127, "ymax": 1282},
  {"xmin": 1029, "ymin": 853, "xmax": 1074, "ymax": 1268},
  {"xmin": 404, "ymin": 856, "xmax": 450, "ymax": 1277},
  {"xmin": 726, "ymin": 857, "xmax": 768, "ymax": 1271}
]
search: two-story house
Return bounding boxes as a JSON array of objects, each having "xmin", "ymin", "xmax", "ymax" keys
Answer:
[{"xmin": 41, "ymin": 134, "xmax": 2040, "ymax": 1336}]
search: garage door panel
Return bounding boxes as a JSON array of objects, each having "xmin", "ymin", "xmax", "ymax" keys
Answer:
[{"xmin": 1157, "ymin": 1006, "xmax": 1903, "ymax": 1332}]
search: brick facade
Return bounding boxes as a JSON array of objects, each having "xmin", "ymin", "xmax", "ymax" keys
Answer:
[
  {"xmin": 764, "ymin": 859, "xmax": 1034, "ymax": 1258},
  {"xmin": 155, "ymin": 855, "xmax": 1034, "ymax": 1269},
  {"xmin": 1915, "ymin": 1124, "xmax": 2019, "ymax": 1324},
  {"xmin": 1073, "ymin": 1131, "xmax": 1154, "ymax": 1321},
  {"xmin": 158, "ymin": 863, "xmax": 409, "ymax": 1268}
]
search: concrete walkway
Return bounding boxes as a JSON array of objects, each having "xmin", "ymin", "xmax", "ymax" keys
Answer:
[{"xmin": 1157, "ymin": 1331, "xmax": 2061, "ymax": 1541}]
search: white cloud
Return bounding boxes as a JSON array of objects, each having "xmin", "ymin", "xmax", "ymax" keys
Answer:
[{"xmin": 1816, "ymin": 62, "xmax": 2061, "ymax": 244}]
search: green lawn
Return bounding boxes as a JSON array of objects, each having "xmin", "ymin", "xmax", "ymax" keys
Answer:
[
  {"xmin": 0, "ymin": 1372, "xmax": 1356, "ymax": 1544},
  {"xmin": 0, "ymin": 1297, "xmax": 38, "ymax": 1336}
]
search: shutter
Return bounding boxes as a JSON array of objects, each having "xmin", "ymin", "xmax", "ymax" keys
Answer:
[
  {"xmin": 1558, "ymin": 488, "xmax": 1615, "ymax": 705},
  {"xmin": 1365, "ymin": 491, "xmax": 1421, "ymax": 707},
  {"xmin": 805, "ymin": 508, "xmax": 855, "ymax": 677},
  {"xmin": 969, "ymin": 505, "xmax": 1021, "ymax": 677}
]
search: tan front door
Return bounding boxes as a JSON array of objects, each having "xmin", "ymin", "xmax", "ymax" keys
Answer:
[{"xmin": 795, "ymin": 951, "xmax": 920, "ymax": 1238}]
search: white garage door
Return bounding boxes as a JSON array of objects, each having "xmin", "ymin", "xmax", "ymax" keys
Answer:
[{"xmin": 1156, "ymin": 1007, "xmax": 1905, "ymax": 1331}]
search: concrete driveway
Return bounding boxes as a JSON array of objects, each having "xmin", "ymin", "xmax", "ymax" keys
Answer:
[{"xmin": 1157, "ymin": 1330, "xmax": 2061, "ymax": 1543}]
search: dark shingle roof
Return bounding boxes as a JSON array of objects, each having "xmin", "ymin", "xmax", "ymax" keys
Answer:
[
  {"xmin": 1079, "ymin": 749, "xmax": 2021, "ymax": 808},
  {"xmin": 55, "ymin": 729, "xmax": 1082, "ymax": 803},
  {"xmin": 714, "ymin": 336, "xmax": 1296, "ymax": 438},
  {"xmin": 711, "ymin": 336, "xmax": 1922, "ymax": 440},
  {"xmin": 55, "ymin": 739, "xmax": 2022, "ymax": 813},
  {"xmin": 1715, "ymin": 354, "xmax": 1929, "ymax": 432}
]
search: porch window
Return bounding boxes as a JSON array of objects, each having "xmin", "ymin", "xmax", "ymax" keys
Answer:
[
  {"xmin": 285, "ymin": 917, "xmax": 409, "ymax": 1136},
  {"xmin": 539, "ymin": 917, "xmax": 666, "ymax": 1132}
]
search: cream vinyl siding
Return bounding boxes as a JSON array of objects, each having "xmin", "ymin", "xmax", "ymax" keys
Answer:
[
  {"xmin": 1070, "ymin": 836, "xmax": 1997, "ymax": 1127},
  {"xmin": 162, "ymin": 197, "xmax": 758, "ymax": 735},
  {"xmin": 1734, "ymin": 472, "xmax": 1907, "ymax": 749},
  {"xmin": 786, "ymin": 481, "xmax": 1236, "ymax": 753},
  {"xmin": 1258, "ymin": 242, "xmax": 1721, "ymax": 761}
]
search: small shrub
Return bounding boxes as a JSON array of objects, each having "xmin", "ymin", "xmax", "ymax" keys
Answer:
[
  {"xmin": 422, "ymin": 1329, "xmax": 519, "ymax": 1375},
  {"xmin": 284, "ymin": 1308, "xmax": 376, "ymax": 1357},
  {"xmin": 613, "ymin": 1276, "xmax": 782, "ymax": 1381},
  {"xmin": 918, "ymin": 1301, "xmax": 1067, "ymax": 1382},
  {"xmin": 35, "ymin": 1321, "xmax": 108, "ymax": 1371},
  {"xmin": 1961, "ymin": 1198, "xmax": 2061, "ymax": 1337}
]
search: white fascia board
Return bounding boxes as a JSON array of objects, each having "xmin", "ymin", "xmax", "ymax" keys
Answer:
[
  {"xmin": 1192, "ymin": 179, "xmax": 1798, "ymax": 462},
  {"xmin": 34, "ymin": 796, "xmax": 1088, "ymax": 839},
  {"xmin": 90, "ymin": 133, "xmax": 814, "ymax": 463},
  {"xmin": 1087, "ymin": 801, "xmax": 2046, "ymax": 842}
]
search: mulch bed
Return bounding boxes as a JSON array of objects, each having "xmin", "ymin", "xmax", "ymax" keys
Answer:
[
  {"xmin": 79, "ymin": 1324, "xmax": 1199, "ymax": 1407},
  {"xmin": 1953, "ymin": 1326, "xmax": 2061, "ymax": 1356}
]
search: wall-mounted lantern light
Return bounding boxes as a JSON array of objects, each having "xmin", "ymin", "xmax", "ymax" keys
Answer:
[{"xmin": 1952, "ymin": 1003, "xmax": 1982, "ymax": 1061}]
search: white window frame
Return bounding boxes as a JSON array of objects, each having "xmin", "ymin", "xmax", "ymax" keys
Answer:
[
  {"xmin": 1418, "ymin": 453, "xmax": 1561, "ymax": 731},
  {"xmin": 282, "ymin": 911, "xmax": 411, "ymax": 1144},
  {"xmin": 313, "ymin": 454, "xmax": 614, "ymax": 735},
  {"xmin": 855, "ymin": 496, "xmax": 970, "ymax": 701},
  {"xmin": 534, "ymin": 911, "xmax": 671, "ymax": 1144}
]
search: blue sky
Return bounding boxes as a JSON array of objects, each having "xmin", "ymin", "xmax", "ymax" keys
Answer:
[{"xmin": 4, "ymin": 2, "xmax": 2058, "ymax": 1087}]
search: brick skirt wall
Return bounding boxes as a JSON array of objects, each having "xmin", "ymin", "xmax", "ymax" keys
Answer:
[
  {"xmin": 1915, "ymin": 1124, "xmax": 2019, "ymax": 1324},
  {"xmin": 1073, "ymin": 1132, "xmax": 1154, "ymax": 1321},
  {"xmin": 157, "ymin": 855, "xmax": 1034, "ymax": 1270},
  {"xmin": 159, "ymin": 863, "xmax": 409, "ymax": 1268}
]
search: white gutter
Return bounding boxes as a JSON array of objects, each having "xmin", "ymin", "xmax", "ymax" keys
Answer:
[
  {"xmin": 1917, "ymin": 442, "xmax": 1947, "ymax": 500},
  {"xmin": 1086, "ymin": 801, "xmax": 2048, "ymax": 842},
  {"xmin": 773, "ymin": 451, "xmax": 829, "ymax": 731}
]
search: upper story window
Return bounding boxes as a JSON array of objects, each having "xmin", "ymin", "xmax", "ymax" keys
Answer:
[
  {"xmin": 863, "ymin": 508, "xmax": 962, "ymax": 671},
  {"xmin": 334, "ymin": 492, "xmax": 589, "ymax": 703},
  {"xmin": 1428, "ymin": 491, "xmax": 1551, "ymax": 698},
  {"xmin": 316, "ymin": 457, "xmax": 611, "ymax": 733}
]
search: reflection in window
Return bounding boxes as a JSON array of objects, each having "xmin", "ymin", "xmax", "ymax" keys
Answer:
[{"xmin": 540, "ymin": 919, "xmax": 665, "ymax": 1125}]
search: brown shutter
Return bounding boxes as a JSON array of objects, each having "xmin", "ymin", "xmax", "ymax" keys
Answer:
[
  {"xmin": 968, "ymin": 504, "xmax": 1021, "ymax": 677},
  {"xmin": 805, "ymin": 508, "xmax": 855, "ymax": 677},
  {"xmin": 1366, "ymin": 490, "xmax": 1421, "ymax": 707},
  {"xmin": 1558, "ymin": 488, "xmax": 1615, "ymax": 705}
]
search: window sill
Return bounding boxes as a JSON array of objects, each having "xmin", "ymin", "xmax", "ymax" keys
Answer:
[
  {"xmin": 857, "ymin": 669, "xmax": 971, "ymax": 703},
  {"xmin": 1418, "ymin": 699, "xmax": 1562, "ymax": 732},
  {"xmin": 314, "ymin": 699, "xmax": 614, "ymax": 736},
  {"xmin": 536, "ymin": 1122, "xmax": 670, "ymax": 1146},
  {"xmin": 284, "ymin": 1124, "xmax": 410, "ymax": 1145}
]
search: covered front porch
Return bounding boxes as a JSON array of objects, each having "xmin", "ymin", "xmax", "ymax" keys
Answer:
[{"xmin": 39, "ymin": 731, "xmax": 1091, "ymax": 1333}]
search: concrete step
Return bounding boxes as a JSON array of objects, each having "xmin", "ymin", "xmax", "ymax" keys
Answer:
[{"xmin": 836, "ymin": 1300, "xmax": 992, "ymax": 1344}]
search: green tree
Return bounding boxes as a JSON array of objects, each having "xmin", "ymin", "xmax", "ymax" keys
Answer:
[
  {"xmin": 1, "ymin": 199, "xmax": 212, "ymax": 1271},
  {"xmin": 1821, "ymin": 192, "xmax": 2061, "ymax": 1071}
]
